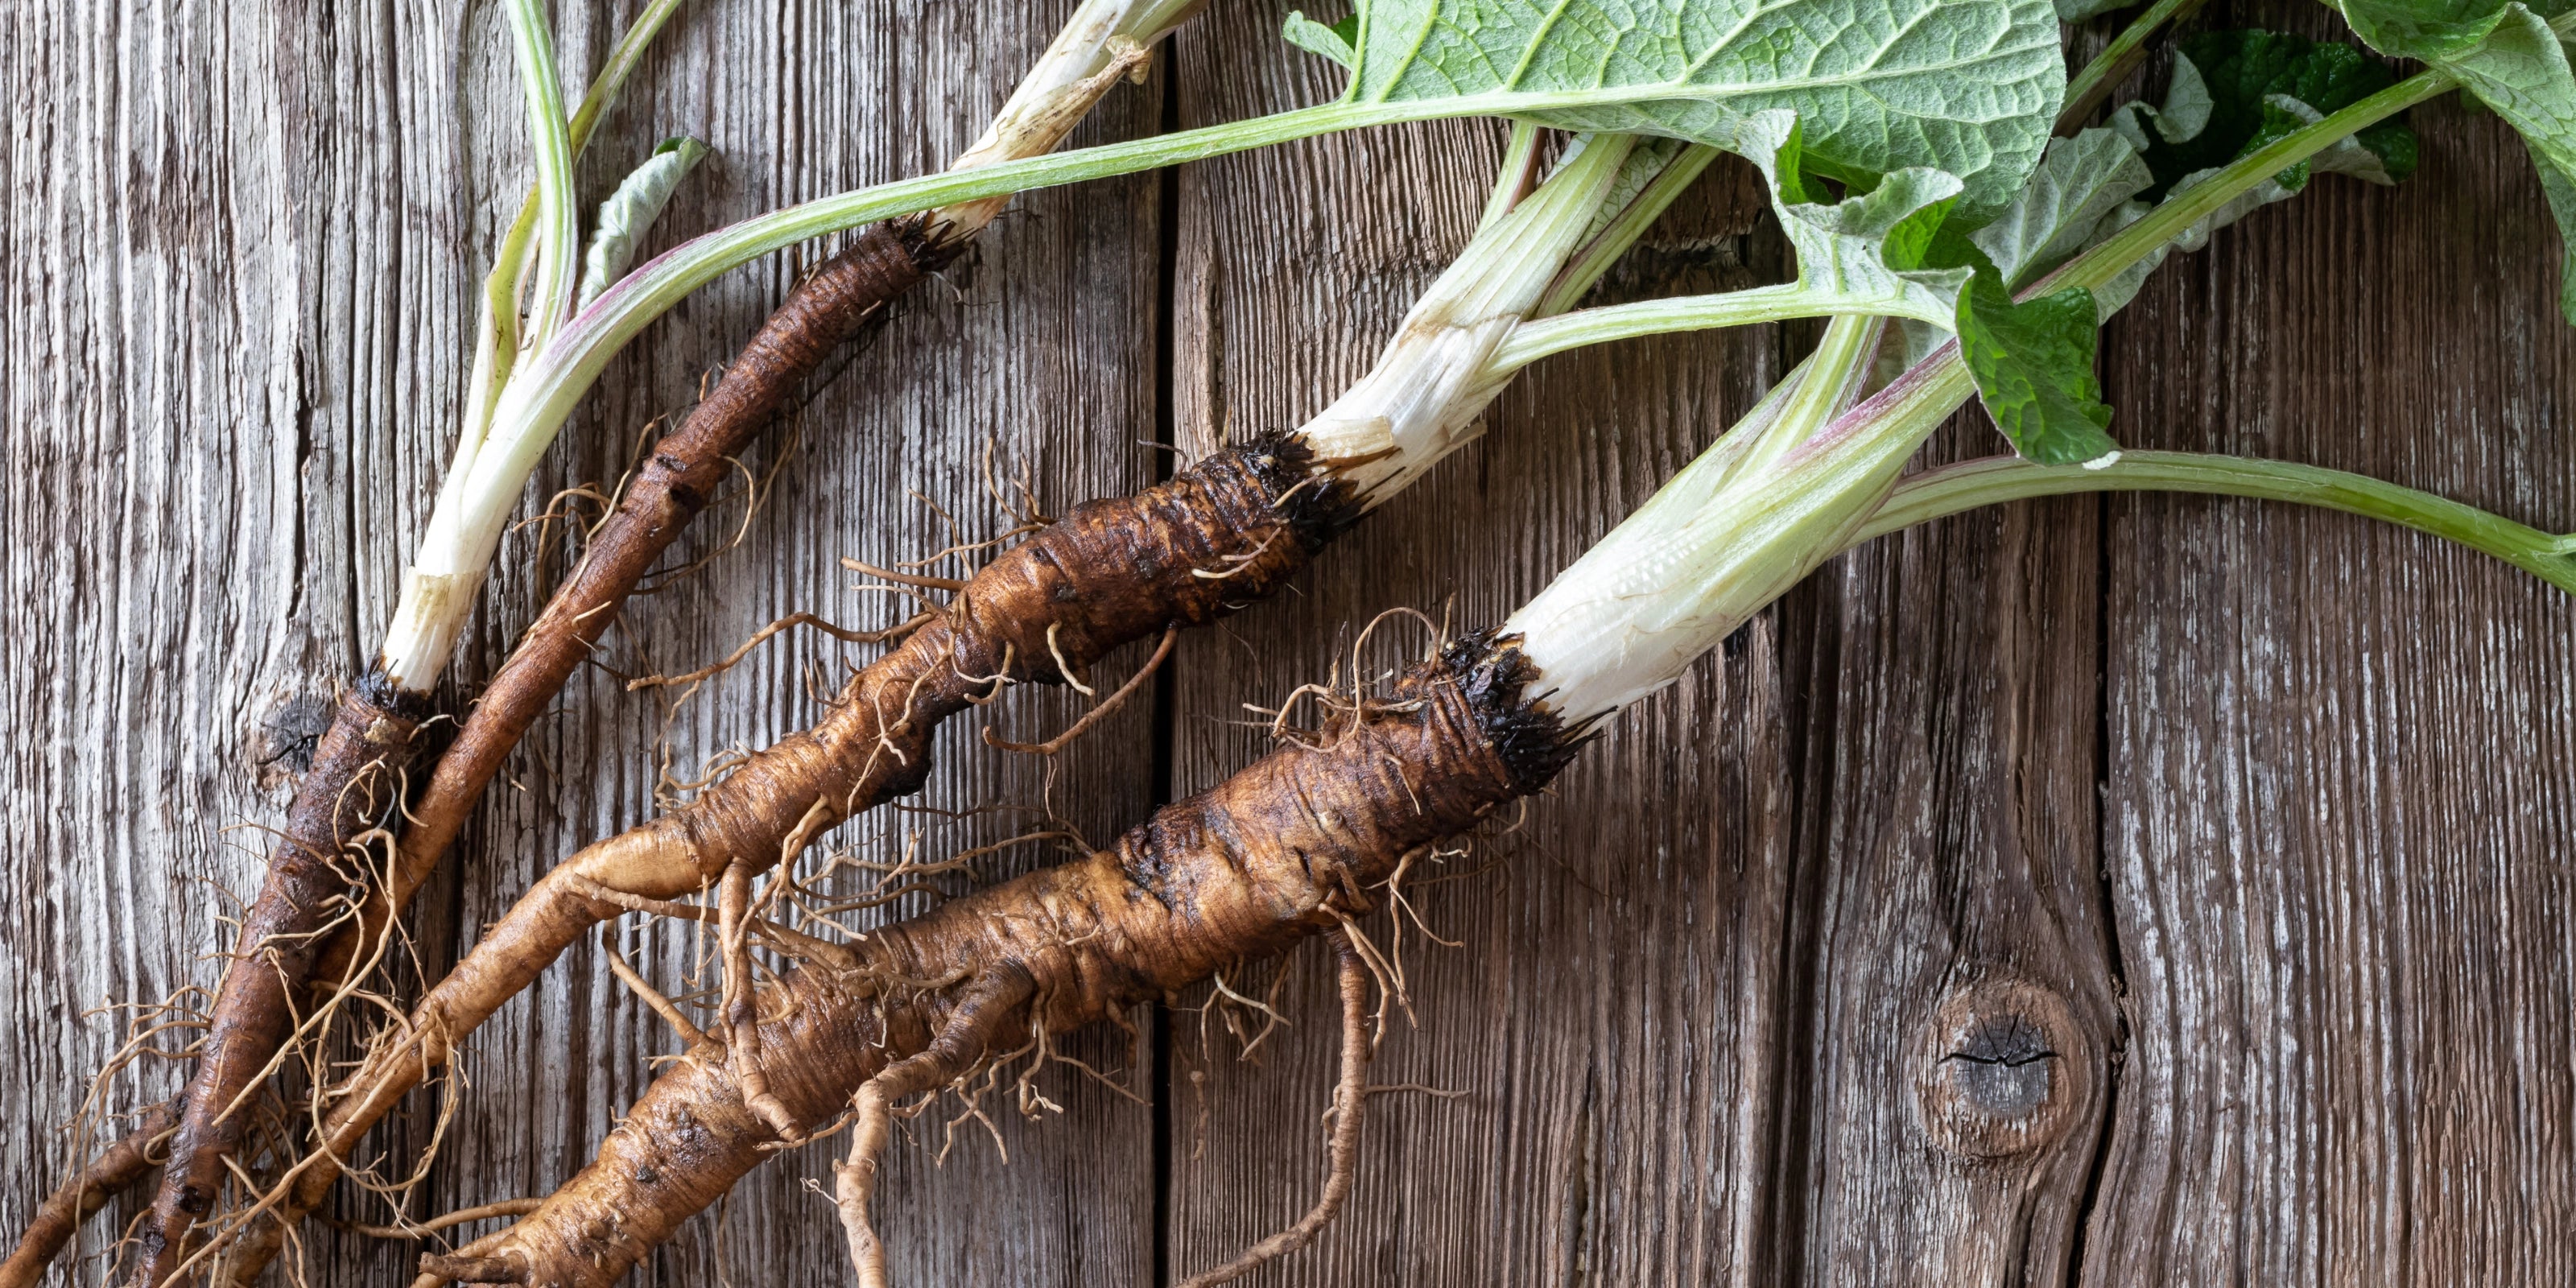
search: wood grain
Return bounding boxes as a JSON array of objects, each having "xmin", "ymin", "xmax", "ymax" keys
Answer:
[
  {"xmin": 1160, "ymin": 4, "xmax": 1808, "ymax": 1283},
  {"xmin": 2, "ymin": 0, "xmax": 1166, "ymax": 1282},
  {"xmin": 2085, "ymin": 87, "xmax": 2576, "ymax": 1285},
  {"xmin": 9, "ymin": 0, "xmax": 2576, "ymax": 1285}
]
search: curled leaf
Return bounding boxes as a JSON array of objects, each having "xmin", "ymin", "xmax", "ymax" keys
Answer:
[
  {"xmin": 1956, "ymin": 274, "xmax": 2119, "ymax": 466},
  {"xmin": 1735, "ymin": 111, "xmax": 1975, "ymax": 325},
  {"xmin": 578, "ymin": 137, "xmax": 712, "ymax": 308},
  {"xmin": 1282, "ymin": 10, "xmax": 1360, "ymax": 68},
  {"xmin": 1971, "ymin": 127, "xmax": 2156, "ymax": 288}
]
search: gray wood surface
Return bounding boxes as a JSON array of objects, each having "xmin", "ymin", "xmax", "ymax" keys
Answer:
[{"xmin": 6, "ymin": 0, "xmax": 2575, "ymax": 1285}]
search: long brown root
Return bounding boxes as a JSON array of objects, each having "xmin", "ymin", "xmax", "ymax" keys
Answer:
[
  {"xmin": 424, "ymin": 633, "xmax": 1573, "ymax": 1287},
  {"xmin": 1174, "ymin": 935, "xmax": 1371, "ymax": 1288},
  {"xmin": 0, "ymin": 1103, "xmax": 180, "ymax": 1288},
  {"xmin": 130, "ymin": 677, "xmax": 423, "ymax": 1286},
  {"xmin": 122, "ymin": 227, "xmax": 951, "ymax": 1288},
  {"xmin": 258, "ymin": 437, "xmax": 1360, "ymax": 1276},
  {"xmin": 109, "ymin": 228, "xmax": 947, "ymax": 1288},
  {"xmin": 311, "ymin": 221, "xmax": 946, "ymax": 1000}
]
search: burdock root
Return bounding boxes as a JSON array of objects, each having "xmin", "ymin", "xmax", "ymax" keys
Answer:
[
  {"xmin": 255, "ymin": 434, "xmax": 1363, "ymax": 1269},
  {"xmin": 118, "ymin": 222, "xmax": 950, "ymax": 1288},
  {"xmin": 126, "ymin": 675, "xmax": 423, "ymax": 1285},
  {"xmin": 419, "ymin": 632, "xmax": 1575, "ymax": 1287}
]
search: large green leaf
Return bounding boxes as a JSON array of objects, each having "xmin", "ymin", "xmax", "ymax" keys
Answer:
[{"xmin": 1335, "ymin": 0, "xmax": 2065, "ymax": 221}]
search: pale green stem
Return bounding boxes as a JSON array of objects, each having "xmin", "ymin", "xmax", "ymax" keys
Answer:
[
  {"xmin": 2046, "ymin": 68, "xmax": 2456, "ymax": 296},
  {"xmin": 1480, "ymin": 121, "xmax": 1546, "ymax": 232},
  {"xmin": 1298, "ymin": 134, "xmax": 1640, "ymax": 502},
  {"xmin": 390, "ymin": 0, "xmax": 635, "ymax": 691},
  {"xmin": 1853, "ymin": 451, "xmax": 2576, "ymax": 592},
  {"xmin": 482, "ymin": 0, "xmax": 689, "ymax": 384},
  {"xmin": 1509, "ymin": 51, "xmax": 2503, "ymax": 722},
  {"xmin": 1738, "ymin": 312, "xmax": 1885, "ymax": 475},
  {"xmin": 2058, "ymin": 0, "xmax": 2212, "ymax": 132},
  {"xmin": 1537, "ymin": 144, "xmax": 1721, "ymax": 312},
  {"xmin": 556, "ymin": 69, "xmax": 2041, "ymax": 427},
  {"xmin": 1504, "ymin": 339, "xmax": 1971, "ymax": 720},
  {"xmin": 456, "ymin": 0, "xmax": 689, "ymax": 590},
  {"xmin": 1485, "ymin": 283, "xmax": 1931, "ymax": 375},
  {"xmin": 501, "ymin": 0, "xmax": 580, "ymax": 352}
]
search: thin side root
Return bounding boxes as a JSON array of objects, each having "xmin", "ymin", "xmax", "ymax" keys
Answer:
[
  {"xmin": 347, "ymin": 1198, "xmax": 546, "ymax": 1241},
  {"xmin": 982, "ymin": 626, "xmax": 1179, "ymax": 756},
  {"xmin": 626, "ymin": 611, "xmax": 930, "ymax": 691},
  {"xmin": 840, "ymin": 557, "xmax": 967, "ymax": 592},
  {"xmin": 834, "ymin": 968, "xmax": 1035, "ymax": 1288},
  {"xmin": 719, "ymin": 862, "xmax": 799, "ymax": 1141},
  {"xmin": 599, "ymin": 929, "xmax": 709, "ymax": 1049},
  {"xmin": 1177, "ymin": 935, "xmax": 1373, "ymax": 1288}
]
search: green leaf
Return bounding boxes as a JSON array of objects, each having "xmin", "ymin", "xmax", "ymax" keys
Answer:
[
  {"xmin": 2120, "ymin": 31, "xmax": 2418, "ymax": 196},
  {"xmin": 1284, "ymin": 10, "xmax": 1360, "ymax": 67},
  {"xmin": 577, "ymin": 136, "xmax": 711, "ymax": 308},
  {"xmin": 2055, "ymin": 0, "xmax": 2138, "ymax": 20},
  {"xmin": 1970, "ymin": 127, "xmax": 2155, "ymax": 287},
  {"xmin": 2341, "ymin": 0, "xmax": 2508, "ymax": 60},
  {"xmin": 1955, "ymin": 272, "xmax": 2120, "ymax": 464},
  {"xmin": 2434, "ymin": 2, "xmax": 2576, "ymax": 320},
  {"xmin": 1736, "ymin": 111, "xmax": 1976, "ymax": 322},
  {"xmin": 1340, "ymin": 0, "xmax": 2066, "ymax": 223}
]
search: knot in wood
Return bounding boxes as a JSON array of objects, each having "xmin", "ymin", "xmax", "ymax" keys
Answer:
[{"xmin": 1911, "ymin": 977, "xmax": 2084, "ymax": 1162}]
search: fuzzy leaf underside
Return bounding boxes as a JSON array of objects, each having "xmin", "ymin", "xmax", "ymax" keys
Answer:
[
  {"xmin": 1336, "ymin": 0, "xmax": 2065, "ymax": 222},
  {"xmin": 1956, "ymin": 275, "xmax": 2119, "ymax": 464},
  {"xmin": 1735, "ymin": 111, "xmax": 1975, "ymax": 318},
  {"xmin": 2432, "ymin": 3, "xmax": 2576, "ymax": 320},
  {"xmin": 578, "ymin": 137, "xmax": 712, "ymax": 308},
  {"xmin": 1971, "ymin": 127, "xmax": 2157, "ymax": 287}
]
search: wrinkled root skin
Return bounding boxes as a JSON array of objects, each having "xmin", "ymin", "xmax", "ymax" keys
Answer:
[
  {"xmin": 311, "ymin": 220, "xmax": 947, "ymax": 1001},
  {"xmin": 117, "ymin": 225, "xmax": 951, "ymax": 1288},
  {"xmin": 0, "ymin": 1103, "xmax": 178, "ymax": 1288},
  {"xmin": 130, "ymin": 677, "xmax": 425, "ymax": 1286},
  {"xmin": 275, "ymin": 437, "xmax": 1361, "ymax": 1267},
  {"xmin": 457, "ymin": 636, "xmax": 1571, "ymax": 1287}
]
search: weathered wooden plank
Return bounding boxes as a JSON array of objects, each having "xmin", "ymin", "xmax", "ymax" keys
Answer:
[
  {"xmin": 1776, "ymin": 447, "xmax": 2120, "ymax": 1282},
  {"xmin": 1157, "ymin": 2, "xmax": 1812, "ymax": 1282},
  {"xmin": 18, "ymin": 1, "xmax": 2576, "ymax": 1284},
  {"xmin": 2086, "ymin": 86, "xmax": 2576, "ymax": 1283},
  {"xmin": 0, "ymin": 0, "xmax": 387, "ymax": 1280},
  {"xmin": 2, "ymin": 0, "xmax": 1168, "ymax": 1282}
]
